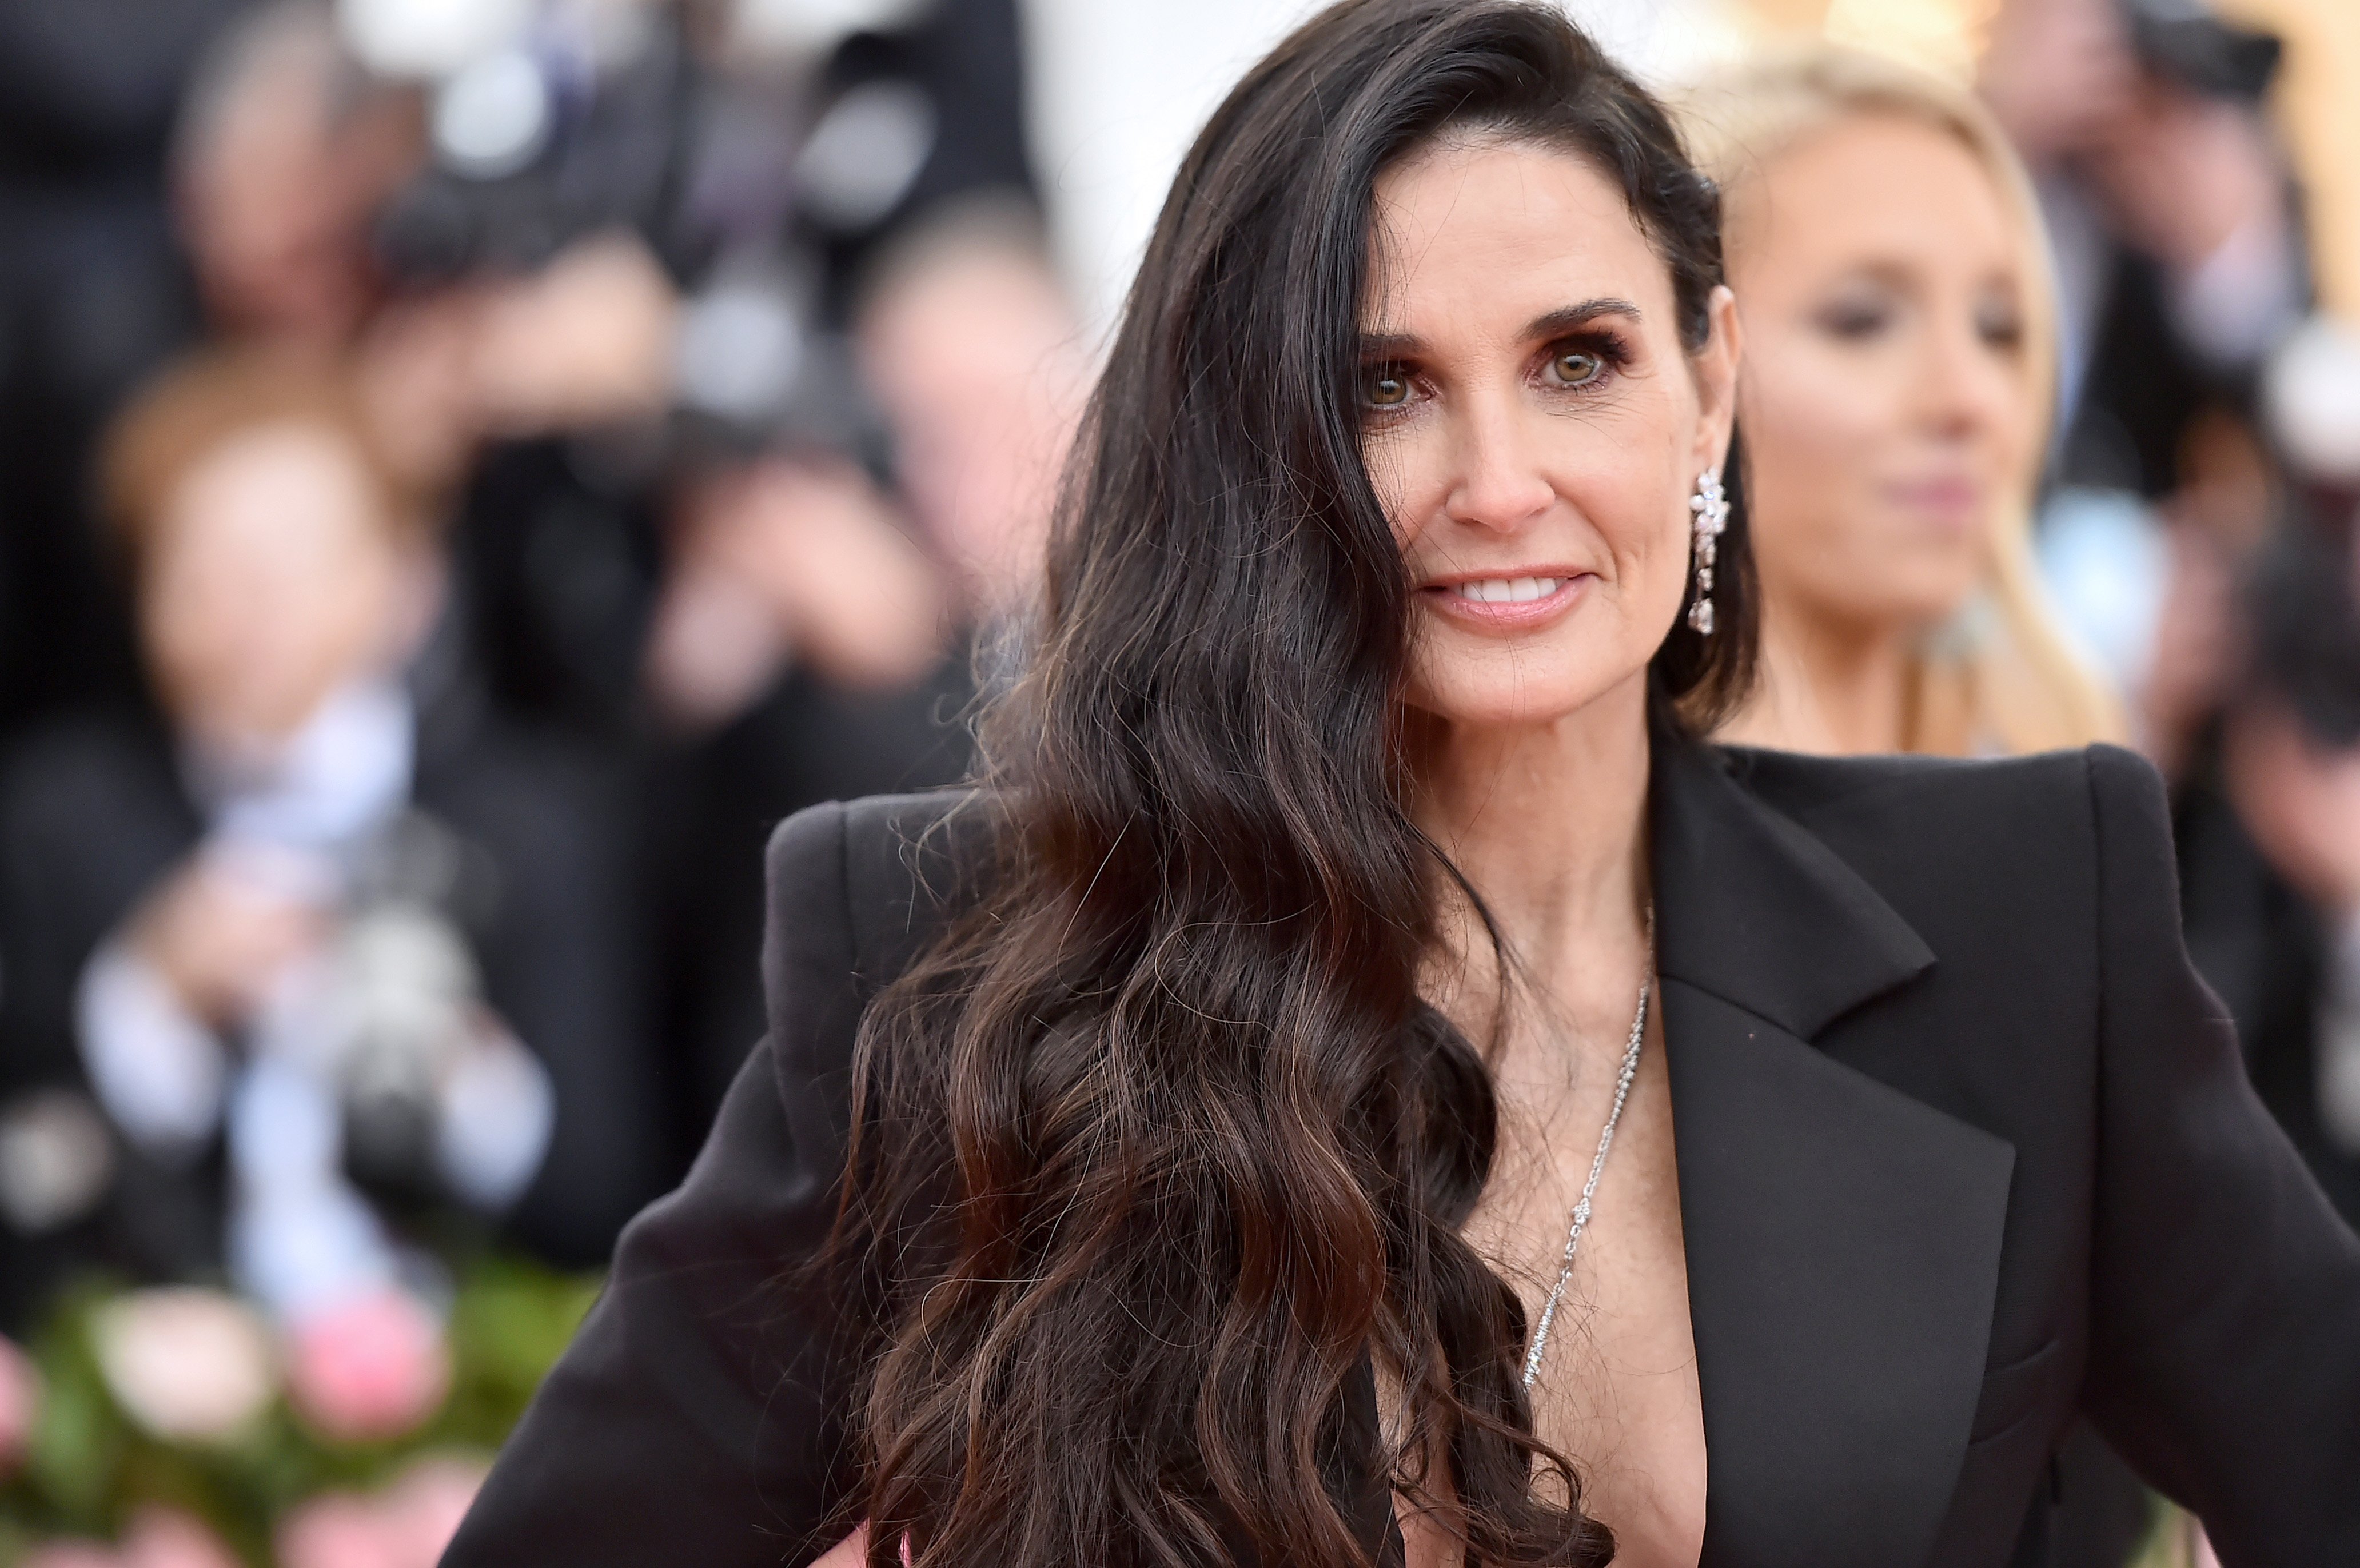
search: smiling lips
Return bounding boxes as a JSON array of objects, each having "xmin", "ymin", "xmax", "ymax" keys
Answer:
[{"xmin": 1420, "ymin": 572, "xmax": 1590, "ymax": 628}]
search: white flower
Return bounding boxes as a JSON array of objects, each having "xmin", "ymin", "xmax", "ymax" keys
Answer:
[{"xmin": 91, "ymin": 1288, "xmax": 277, "ymax": 1443}]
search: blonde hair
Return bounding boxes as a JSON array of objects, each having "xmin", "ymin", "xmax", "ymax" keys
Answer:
[{"xmin": 1677, "ymin": 46, "xmax": 2124, "ymax": 756}]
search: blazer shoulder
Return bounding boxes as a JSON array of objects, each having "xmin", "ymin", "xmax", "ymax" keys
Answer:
[
  {"xmin": 1721, "ymin": 743, "xmax": 2159, "ymax": 923},
  {"xmin": 764, "ymin": 788, "xmax": 992, "ymax": 994},
  {"xmin": 1723, "ymin": 741, "xmax": 2171, "ymax": 851}
]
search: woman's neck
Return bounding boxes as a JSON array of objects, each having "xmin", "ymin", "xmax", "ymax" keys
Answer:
[
  {"xmin": 1411, "ymin": 672, "xmax": 1654, "ymax": 1002},
  {"xmin": 1720, "ymin": 601, "xmax": 1913, "ymax": 756}
]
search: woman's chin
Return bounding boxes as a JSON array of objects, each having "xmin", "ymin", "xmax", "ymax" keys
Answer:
[{"xmin": 1404, "ymin": 672, "xmax": 1638, "ymax": 735}]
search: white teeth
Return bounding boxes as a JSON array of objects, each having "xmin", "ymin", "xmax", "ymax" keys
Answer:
[{"xmin": 1452, "ymin": 577, "xmax": 1561, "ymax": 604}]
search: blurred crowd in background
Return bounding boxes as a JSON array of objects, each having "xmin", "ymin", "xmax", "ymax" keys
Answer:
[{"xmin": 0, "ymin": 0, "xmax": 2358, "ymax": 1563}]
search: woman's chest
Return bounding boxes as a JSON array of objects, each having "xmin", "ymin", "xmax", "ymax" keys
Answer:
[{"xmin": 1439, "ymin": 1027, "xmax": 1707, "ymax": 1567}]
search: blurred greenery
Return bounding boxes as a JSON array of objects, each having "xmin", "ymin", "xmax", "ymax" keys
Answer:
[{"xmin": 0, "ymin": 1257, "xmax": 599, "ymax": 1566}]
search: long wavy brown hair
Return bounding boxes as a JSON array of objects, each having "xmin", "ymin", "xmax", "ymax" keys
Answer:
[{"xmin": 832, "ymin": 4, "xmax": 1754, "ymax": 1564}]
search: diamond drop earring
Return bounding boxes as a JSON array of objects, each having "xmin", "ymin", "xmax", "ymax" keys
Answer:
[{"xmin": 1687, "ymin": 466, "xmax": 1729, "ymax": 636}]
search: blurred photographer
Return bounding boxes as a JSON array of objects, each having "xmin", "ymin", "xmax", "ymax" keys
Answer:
[
  {"xmin": 1983, "ymin": 0, "xmax": 2301, "ymax": 504},
  {"xmin": 2203, "ymin": 516, "xmax": 2360, "ymax": 1226},
  {"xmin": 643, "ymin": 210, "xmax": 1084, "ymax": 1132},
  {"xmin": 346, "ymin": 0, "xmax": 1052, "ymax": 743},
  {"xmin": 0, "ymin": 347, "xmax": 661, "ymax": 1332}
]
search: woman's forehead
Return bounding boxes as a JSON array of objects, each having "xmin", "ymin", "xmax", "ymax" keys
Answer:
[
  {"xmin": 1365, "ymin": 138, "xmax": 1667, "ymax": 336},
  {"xmin": 1731, "ymin": 114, "xmax": 2016, "ymax": 280}
]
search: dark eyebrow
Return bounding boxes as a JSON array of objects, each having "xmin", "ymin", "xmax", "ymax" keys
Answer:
[
  {"xmin": 1357, "ymin": 297, "xmax": 1644, "ymax": 358},
  {"xmin": 1524, "ymin": 298, "xmax": 1643, "ymax": 339}
]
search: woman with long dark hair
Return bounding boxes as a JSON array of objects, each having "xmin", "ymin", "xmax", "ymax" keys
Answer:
[{"xmin": 444, "ymin": 3, "xmax": 2360, "ymax": 1565}]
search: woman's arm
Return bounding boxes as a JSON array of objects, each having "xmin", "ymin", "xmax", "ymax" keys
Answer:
[
  {"xmin": 2080, "ymin": 745, "xmax": 2360, "ymax": 1559},
  {"xmin": 442, "ymin": 801, "xmax": 868, "ymax": 1566}
]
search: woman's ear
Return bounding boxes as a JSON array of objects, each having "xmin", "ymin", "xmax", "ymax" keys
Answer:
[{"xmin": 1692, "ymin": 284, "xmax": 1742, "ymax": 473}]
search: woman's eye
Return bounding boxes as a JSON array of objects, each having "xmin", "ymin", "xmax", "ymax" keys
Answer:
[
  {"xmin": 1361, "ymin": 367, "xmax": 1413, "ymax": 408},
  {"xmin": 1816, "ymin": 298, "xmax": 1891, "ymax": 340},
  {"xmin": 1547, "ymin": 349, "xmax": 1605, "ymax": 386},
  {"xmin": 1976, "ymin": 302, "xmax": 2026, "ymax": 352}
]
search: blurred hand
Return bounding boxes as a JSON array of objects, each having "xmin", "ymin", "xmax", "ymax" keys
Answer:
[
  {"xmin": 129, "ymin": 861, "xmax": 326, "ymax": 1029},
  {"xmin": 2224, "ymin": 701, "xmax": 2360, "ymax": 919},
  {"xmin": 2084, "ymin": 82, "xmax": 2286, "ymax": 272},
  {"xmin": 468, "ymin": 233, "xmax": 679, "ymax": 435},
  {"xmin": 647, "ymin": 460, "xmax": 950, "ymax": 728},
  {"xmin": 2138, "ymin": 522, "xmax": 2237, "ymax": 781},
  {"xmin": 1978, "ymin": 0, "xmax": 2136, "ymax": 161},
  {"xmin": 356, "ymin": 296, "xmax": 483, "ymax": 498}
]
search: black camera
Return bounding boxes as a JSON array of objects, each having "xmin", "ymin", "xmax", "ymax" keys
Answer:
[
  {"xmin": 2120, "ymin": 0, "xmax": 2283, "ymax": 104},
  {"xmin": 369, "ymin": 23, "xmax": 691, "ymax": 288}
]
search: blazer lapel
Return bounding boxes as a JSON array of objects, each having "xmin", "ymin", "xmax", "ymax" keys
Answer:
[{"xmin": 1651, "ymin": 738, "xmax": 2016, "ymax": 1568}]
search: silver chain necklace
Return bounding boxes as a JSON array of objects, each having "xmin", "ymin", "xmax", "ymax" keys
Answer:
[{"xmin": 1520, "ymin": 915, "xmax": 1655, "ymax": 1390}]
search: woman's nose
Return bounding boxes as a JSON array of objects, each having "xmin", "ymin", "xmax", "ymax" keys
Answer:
[
  {"xmin": 1913, "ymin": 314, "xmax": 2019, "ymax": 441},
  {"xmin": 1444, "ymin": 402, "xmax": 1555, "ymax": 533}
]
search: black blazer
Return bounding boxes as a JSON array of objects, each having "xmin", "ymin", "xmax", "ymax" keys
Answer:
[{"xmin": 443, "ymin": 738, "xmax": 2360, "ymax": 1568}]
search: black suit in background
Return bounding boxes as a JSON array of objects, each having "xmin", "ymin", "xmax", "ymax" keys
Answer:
[
  {"xmin": 649, "ymin": 654, "xmax": 974, "ymax": 1167},
  {"xmin": 2174, "ymin": 753, "xmax": 2360, "ymax": 1226},
  {"xmin": 0, "ymin": 683, "xmax": 664, "ymax": 1331},
  {"xmin": 445, "ymin": 736, "xmax": 2360, "ymax": 1568},
  {"xmin": 0, "ymin": 0, "xmax": 250, "ymax": 740}
]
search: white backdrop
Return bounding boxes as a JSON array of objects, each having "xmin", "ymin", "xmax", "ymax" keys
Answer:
[{"xmin": 1019, "ymin": 0, "xmax": 1740, "ymax": 340}]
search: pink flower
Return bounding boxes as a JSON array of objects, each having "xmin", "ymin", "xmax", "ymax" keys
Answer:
[
  {"xmin": 91, "ymin": 1290, "xmax": 276, "ymax": 1443},
  {"xmin": 376, "ymin": 1457, "xmax": 487, "ymax": 1562},
  {"xmin": 19, "ymin": 1509, "xmax": 238, "ymax": 1568},
  {"xmin": 286, "ymin": 1291, "xmax": 451, "ymax": 1445},
  {"xmin": 275, "ymin": 1458, "xmax": 486, "ymax": 1568},
  {"xmin": 276, "ymin": 1492, "xmax": 402, "ymax": 1568},
  {"xmin": 119, "ymin": 1507, "xmax": 240, "ymax": 1568},
  {"xmin": 20, "ymin": 1507, "xmax": 237, "ymax": 1568},
  {"xmin": 0, "ymin": 1333, "xmax": 40, "ymax": 1477}
]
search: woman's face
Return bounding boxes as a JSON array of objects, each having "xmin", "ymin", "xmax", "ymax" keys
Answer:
[
  {"xmin": 1364, "ymin": 137, "xmax": 1737, "ymax": 731},
  {"xmin": 1728, "ymin": 113, "xmax": 2036, "ymax": 639}
]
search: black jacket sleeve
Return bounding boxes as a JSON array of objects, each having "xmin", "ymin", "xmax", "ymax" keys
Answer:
[
  {"xmin": 2080, "ymin": 745, "xmax": 2360, "ymax": 1559},
  {"xmin": 442, "ymin": 800, "xmax": 865, "ymax": 1567}
]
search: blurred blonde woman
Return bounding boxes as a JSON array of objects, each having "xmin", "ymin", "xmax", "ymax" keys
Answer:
[{"xmin": 1680, "ymin": 47, "xmax": 2123, "ymax": 757}]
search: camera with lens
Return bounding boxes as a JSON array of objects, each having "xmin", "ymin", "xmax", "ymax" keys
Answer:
[
  {"xmin": 350, "ymin": 0, "xmax": 944, "ymax": 457},
  {"xmin": 2120, "ymin": 0, "xmax": 2282, "ymax": 104}
]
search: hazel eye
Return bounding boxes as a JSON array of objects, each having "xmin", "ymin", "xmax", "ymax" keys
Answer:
[
  {"xmin": 1362, "ymin": 367, "xmax": 1413, "ymax": 408},
  {"xmin": 1548, "ymin": 348, "xmax": 1605, "ymax": 386}
]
